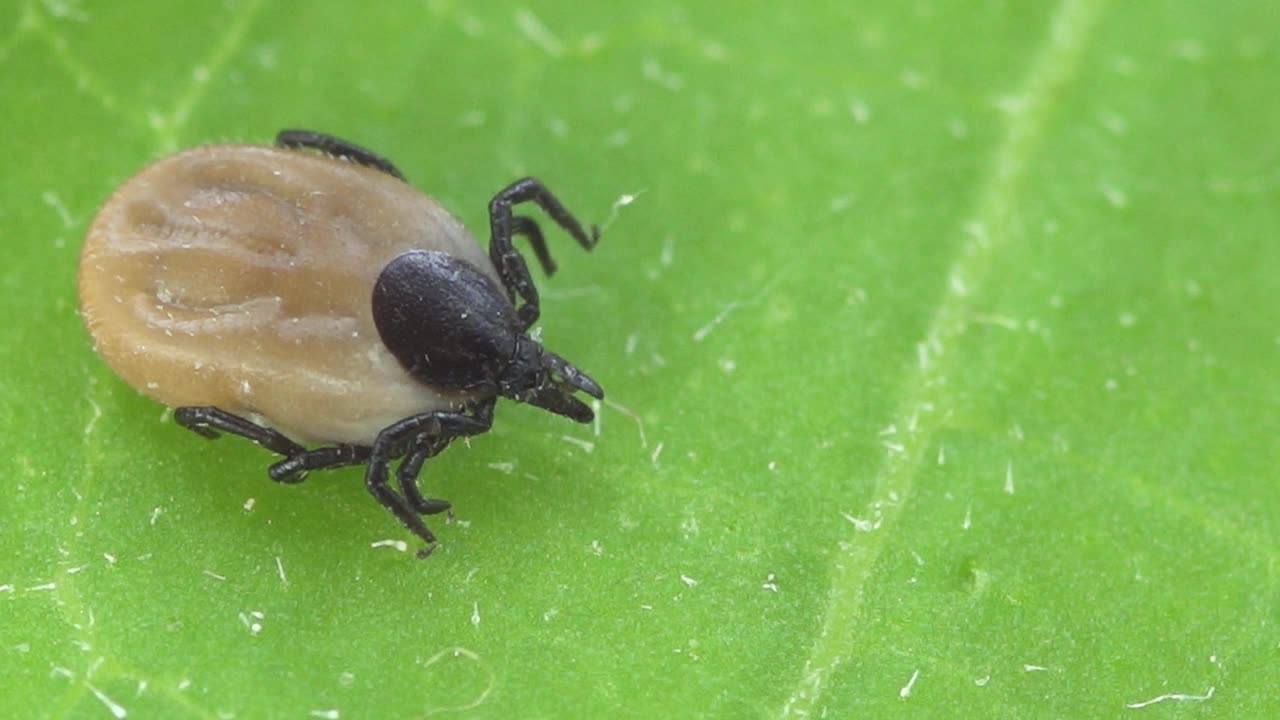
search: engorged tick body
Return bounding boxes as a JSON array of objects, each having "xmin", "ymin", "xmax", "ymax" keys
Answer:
[{"xmin": 78, "ymin": 130, "xmax": 602, "ymax": 556}]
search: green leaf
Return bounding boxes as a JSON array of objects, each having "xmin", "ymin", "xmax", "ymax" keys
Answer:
[{"xmin": 3, "ymin": 1, "xmax": 1278, "ymax": 717}]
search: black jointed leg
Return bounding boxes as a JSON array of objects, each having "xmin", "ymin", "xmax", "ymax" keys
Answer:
[
  {"xmin": 176, "ymin": 407, "xmax": 371, "ymax": 487},
  {"xmin": 488, "ymin": 178, "xmax": 600, "ymax": 330},
  {"xmin": 276, "ymin": 129, "xmax": 406, "ymax": 181},
  {"xmin": 397, "ymin": 438, "xmax": 453, "ymax": 515},
  {"xmin": 269, "ymin": 444, "xmax": 371, "ymax": 484},
  {"xmin": 512, "ymin": 215, "xmax": 556, "ymax": 276},
  {"xmin": 366, "ymin": 402, "xmax": 496, "ymax": 557},
  {"xmin": 175, "ymin": 406, "xmax": 304, "ymax": 457}
]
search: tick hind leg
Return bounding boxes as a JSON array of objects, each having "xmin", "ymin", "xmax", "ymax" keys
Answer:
[
  {"xmin": 488, "ymin": 178, "xmax": 600, "ymax": 330},
  {"xmin": 175, "ymin": 406, "xmax": 368, "ymax": 484},
  {"xmin": 269, "ymin": 445, "xmax": 372, "ymax": 484},
  {"xmin": 367, "ymin": 401, "xmax": 496, "ymax": 557},
  {"xmin": 175, "ymin": 406, "xmax": 305, "ymax": 457},
  {"xmin": 276, "ymin": 129, "xmax": 406, "ymax": 181}
]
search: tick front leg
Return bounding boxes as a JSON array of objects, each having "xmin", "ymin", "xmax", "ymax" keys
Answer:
[
  {"xmin": 488, "ymin": 177, "xmax": 600, "ymax": 330},
  {"xmin": 397, "ymin": 439, "xmax": 453, "ymax": 515},
  {"xmin": 512, "ymin": 215, "xmax": 555, "ymax": 276},
  {"xmin": 367, "ymin": 403, "xmax": 495, "ymax": 557},
  {"xmin": 276, "ymin": 129, "xmax": 406, "ymax": 181}
]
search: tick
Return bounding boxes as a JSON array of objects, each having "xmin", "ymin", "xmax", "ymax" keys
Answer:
[{"xmin": 79, "ymin": 129, "xmax": 603, "ymax": 556}]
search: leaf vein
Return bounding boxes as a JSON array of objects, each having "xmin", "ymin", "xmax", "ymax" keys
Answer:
[
  {"xmin": 24, "ymin": 2, "xmax": 137, "ymax": 129},
  {"xmin": 777, "ymin": 0, "xmax": 1110, "ymax": 715},
  {"xmin": 155, "ymin": 0, "xmax": 267, "ymax": 150}
]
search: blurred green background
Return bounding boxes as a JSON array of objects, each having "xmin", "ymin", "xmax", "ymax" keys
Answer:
[{"xmin": 2, "ymin": 1, "xmax": 1278, "ymax": 717}]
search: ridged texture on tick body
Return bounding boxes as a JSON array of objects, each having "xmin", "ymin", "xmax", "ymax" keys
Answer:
[{"xmin": 79, "ymin": 144, "xmax": 502, "ymax": 445}]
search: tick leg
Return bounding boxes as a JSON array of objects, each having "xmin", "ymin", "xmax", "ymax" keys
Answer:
[
  {"xmin": 488, "ymin": 178, "xmax": 600, "ymax": 330},
  {"xmin": 276, "ymin": 129, "xmax": 406, "ymax": 181},
  {"xmin": 512, "ymin": 215, "xmax": 556, "ymax": 276},
  {"xmin": 397, "ymin": 438, "xmax": 453, "ymax": 515},
  {"xmin": 269, "ymin": 444, "xmax": 372, "ymax": 484},
  {"xmin": 368, "ymin": 402, "xmax": 495, "ymax": 556},
  {"xmin": 174, "ymin": 406, "xmax": 304, "ymax": 457},
  {"xmin": 401, "ymin": 400, "xmax": 495, "ymax": 514}
]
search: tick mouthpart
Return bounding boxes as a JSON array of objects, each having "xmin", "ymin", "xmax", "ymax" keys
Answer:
[{"xmin": 498, "ymin": 336, "xmax": 602, "ymax": 423}]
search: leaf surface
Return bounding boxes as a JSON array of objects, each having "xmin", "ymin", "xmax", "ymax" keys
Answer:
[{"xmin": 2, "ymin": 1, "xmax": 1277, "ymax": 717}]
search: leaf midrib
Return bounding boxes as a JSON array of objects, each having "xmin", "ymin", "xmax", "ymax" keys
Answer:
[{"xmin": 777, "ymin": 0, "xmax": 1110, "ymax": 715}]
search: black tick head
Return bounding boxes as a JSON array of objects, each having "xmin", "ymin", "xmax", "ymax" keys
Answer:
[{"xmin": 372, "ymin": 250, "xmax": 603, "ymax": 422}]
